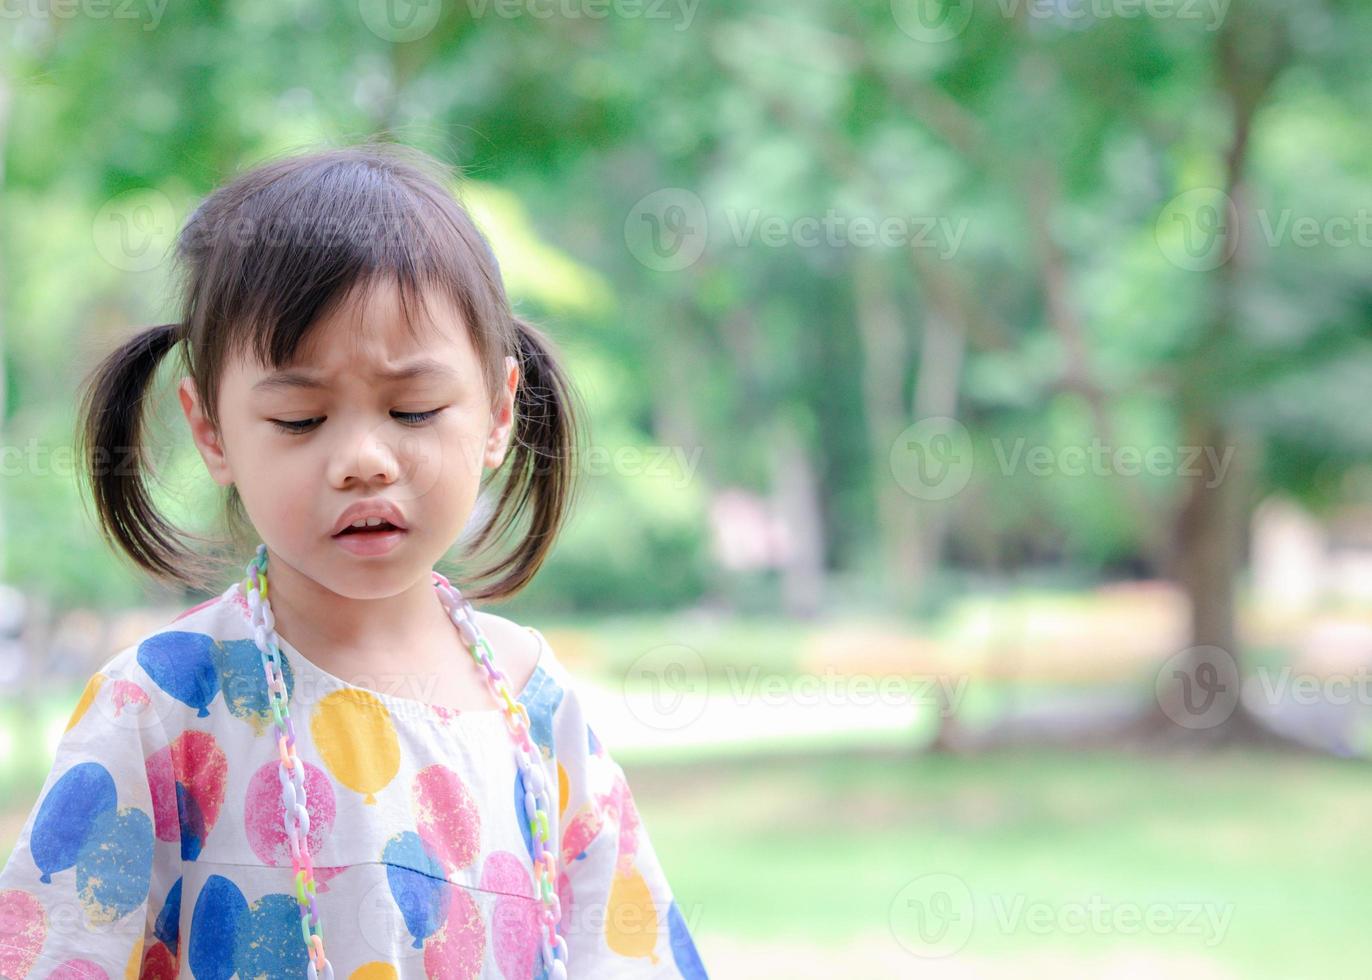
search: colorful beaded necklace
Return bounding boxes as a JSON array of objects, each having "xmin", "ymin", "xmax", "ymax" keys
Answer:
[{"xmin": 241, "ymin": 543, "xmax": 568, "ymax": 979}]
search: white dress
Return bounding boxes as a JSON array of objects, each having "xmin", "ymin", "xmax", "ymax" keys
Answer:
[{"xmin": 0, "ymin": 577, "xmax": 709, "ymax": 979}]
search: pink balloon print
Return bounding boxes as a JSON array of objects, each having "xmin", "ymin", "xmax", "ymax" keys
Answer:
[
  {"xmin": 557, "ymin": 870, "xmax": 572, "ymax": 926},
  {"xmin": 429, "ymin": 704, "xmax": 460, "ymax": 726},
  {"xmin": 412, "ymin": 765, "xmax": 481, "ymax": 875},
  {"xmin": 560, "ymin": 804, "xmax": 604, "ymax": 865},
  {"xmin": 244, "ymin": 760, "xmax": 336, "ymax": 869},
  {"xmin": 171, "ymin": 730, "xmax": 228, "ymax": 829},
  {"xmin": 482, "ymin": 849, "xmax": 532, "ymax": 897},
  {"xmin": 146, "ymin": 747, "xmax": 177, "ymax": 843},
  {"xmin": 0, "ymin": 889, "xmax": 45, "ymax": 979},
  {"xmin": 602, "ymin": 771, "xmax": 642, "ymax": 866},
  {"xmin": 49, "ymin": 961, "xmax": 109, "ymax": 979},
  {"xmin": 481, "ymin": 851, "xmax": 540, "ymax": 980},
  {"xmin": 422, "ymin": 886, "xmax": 485, "ymax": 980},
  {"xmin": 146, "ymin": 730, "xmax": 227, "ymax": 859},
  {"xmin": 311, "ymin": 865, "xmax": 349, "ymax": 891},
  {"xmin": 109, "ymin": 679, "xmax": 150, "ymax": 719}
]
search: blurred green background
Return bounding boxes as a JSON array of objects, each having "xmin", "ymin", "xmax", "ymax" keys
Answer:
[{"xmin": 2, "ymin": 0, "xmax": 1372, "ymax": 976}]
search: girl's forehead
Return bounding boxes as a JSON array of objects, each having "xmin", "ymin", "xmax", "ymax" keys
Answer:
[{"xmin": 235, "ymin": 279, "xmax": 480, "ymax": 383}]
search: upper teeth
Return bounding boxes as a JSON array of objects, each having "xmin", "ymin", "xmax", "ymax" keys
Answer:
[{"xmin": 350, "ymin": 517, "xmax": 388, "ymax": 528}]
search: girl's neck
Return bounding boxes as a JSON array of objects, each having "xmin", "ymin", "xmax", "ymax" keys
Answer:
[{"xmin": 256, "ymin": 548, "xmax": 458, "ymax": 668}]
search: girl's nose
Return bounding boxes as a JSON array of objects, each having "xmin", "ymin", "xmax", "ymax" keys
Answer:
[{"xmin": 330, "ymin": 422, "xmax": 402, "ymax": 488}]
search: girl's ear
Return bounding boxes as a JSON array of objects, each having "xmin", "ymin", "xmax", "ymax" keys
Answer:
[
  {"xmin": 483, "ymin": 356, "xmax": 519, "ymax": 470},
  {"xmin": 178, "ymin": 376, "xmax": 234, "ymax": 487}
]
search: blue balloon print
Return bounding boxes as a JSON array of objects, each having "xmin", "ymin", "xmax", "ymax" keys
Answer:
[
  {"xmin": 138, "ymin": 631, "xmax": 221, "ymax": 717},
  {"xmin": 514, "ymin": 767, "xmax": 535, "ymax": 863},
  {"xmin": 75, "ymin": 805, "xmax": 154, "ymax": 924},
  {"xmin": 668, "ymin": 899, "xmax": 708, "ymax": 978},
  {"xmin": 235, "ymin": 893, "xmax": 311, "ymax": 979},
  {"xmin": 517, "ymin": 666, "xmax": 564, "ymax": 759},
  {"xmin": 176, "ymin": 781, "xmax": 209, "ymax": 861},
  {"xmin": 155, "ymin": 876, "xmax": 183, "ymax": 955},
  {"xmin": 189, "ymin": 874, "xmax": 247, "ymax": 980},
  {"xmin": 30, "ymin": 762, "xmax": 117, "ymax": 883},
  {"xmin": 382, "ymin": 831, "xmax": 451, "ymax": 948},
  {"xmin": 212, "ymin": 637, "xmax": 293, "ymax": 729}
]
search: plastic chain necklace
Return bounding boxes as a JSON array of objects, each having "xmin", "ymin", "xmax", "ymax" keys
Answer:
[{"xmin": 242, "ymin": 543, "xmax": 568, "ymax": 980}]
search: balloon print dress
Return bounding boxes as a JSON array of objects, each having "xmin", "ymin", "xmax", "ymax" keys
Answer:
[{"xmin": 0, "ymin": 577, "xmax": 708, "ymax": 979}]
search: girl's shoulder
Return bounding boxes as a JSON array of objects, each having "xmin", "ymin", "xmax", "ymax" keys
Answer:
[
  {"xmin": 468, "ymin": 611, "xmax": 589, "ymax": 711},
  {"xmin": 470, "ymin": 608, "xmax": 546, "ymax": 698}
]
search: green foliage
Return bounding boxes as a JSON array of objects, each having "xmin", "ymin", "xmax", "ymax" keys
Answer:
[{"xmin": 1, "ymin": 0, "xmax": 1369, "ymax": 612}]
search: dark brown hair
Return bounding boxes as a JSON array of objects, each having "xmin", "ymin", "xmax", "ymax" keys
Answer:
[{"xmin": 75, "ymin": 139, "xmax": 585, "ymax": 600}]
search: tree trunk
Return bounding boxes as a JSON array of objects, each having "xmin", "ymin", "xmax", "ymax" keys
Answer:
[
  {"xmin": 768, "ymin": 414, "xmax": 826, "ymax": 618},
  {"xmin": 1139, "ymin": 12, "xmax": 1305, "ymax": 750},
  {"xmin": 852, "ymin": 254, "xmax": 917, "ymax": 600}
]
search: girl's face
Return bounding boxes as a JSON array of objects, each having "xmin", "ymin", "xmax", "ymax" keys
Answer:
[{"xmin": 177, "ymin": 277, "xmax": 517, "ymax": 599}]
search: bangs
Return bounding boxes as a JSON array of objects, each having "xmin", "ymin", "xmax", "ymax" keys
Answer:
[{"xmin": 177, "ymin": 143, "xmax": 510, "ymax": 412}]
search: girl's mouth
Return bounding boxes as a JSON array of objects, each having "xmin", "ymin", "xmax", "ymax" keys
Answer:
[
  {"xmin": 335, "ymin": 521, "xmax": 400, "ymax": 536},
  {"xmin": 332, "ymin": 524, "xmax": 407, "ymax": 556}
]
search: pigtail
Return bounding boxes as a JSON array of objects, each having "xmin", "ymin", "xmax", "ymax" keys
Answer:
[
  {"xmin": 461, "ymin": 315, "xmax": 587, "ymax": 602},
  {"xmin": 76, "ymin": 322, "xmax": 197, "ymax": 587}
]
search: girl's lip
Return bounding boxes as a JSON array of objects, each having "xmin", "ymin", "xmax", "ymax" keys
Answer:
[{"xmin": 332, "ymin": 527, "xmax": 407, "ymax": 557}]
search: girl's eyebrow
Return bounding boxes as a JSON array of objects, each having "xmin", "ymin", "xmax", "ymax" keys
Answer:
[{"xmin": 252, "ymin": 358, "xmax": 460, "ymax": 393}]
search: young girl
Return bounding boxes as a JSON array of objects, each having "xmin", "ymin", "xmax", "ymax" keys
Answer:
[{"xmin": 0, "ymin": 142, "xmax": 707, "ymax": 980}]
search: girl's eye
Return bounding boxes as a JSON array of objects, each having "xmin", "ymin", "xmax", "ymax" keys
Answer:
[
  {"xmin": 271, "ymin": 418, "xmax": 322, "ymax": 435},
  {"xmin": 392, "ymin": 409, "xmax": 444, "ymax": 425},
  {"xmin": 269, "ymin": 409, "xmax": 443, "ymax": 435}
]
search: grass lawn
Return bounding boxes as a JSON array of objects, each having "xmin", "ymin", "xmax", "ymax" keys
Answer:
[
  {"xmin": 627, "ymin": 745, "xmax": 1372, "ymax": 978},
  {"xmin": 5, "ymin": 679, "xmax": 1372, "ymax": 976}
]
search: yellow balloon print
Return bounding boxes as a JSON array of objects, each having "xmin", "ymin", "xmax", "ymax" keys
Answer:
[
  {"xmin": 558, "ymin": 761, "xmax": 569, "ymax": 817},
  {"xmin": 310, "ymin": 688, "xmax": 400, "ymax": 804},
  {"xmin": 66, "ymin": 672, "xmax": 106, "ymax": 733},
  {"xmin": 605, "ymin": 866, "xmax": 660, "ymax": 963},
  {"xmin": 349, "ymin": 963, "xmax": 398, "ymax": 980},
  {"xmin": 123, "ymin": 936, "xmax": 143, "ymax": 979}
]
